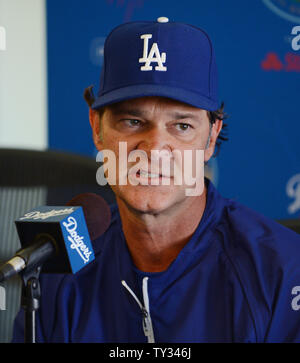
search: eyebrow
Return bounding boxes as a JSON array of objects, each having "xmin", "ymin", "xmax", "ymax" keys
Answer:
[
  {"xmin": 170, "ymin": 111, "xmax": 200, "ymax": 121},
  {"xmin": 110, "ymin": 107, "xmax": 200, "ymax": 121},
  {"xmin": 110, "ymin": 107, "xmax": 146, "ymax": 118}
]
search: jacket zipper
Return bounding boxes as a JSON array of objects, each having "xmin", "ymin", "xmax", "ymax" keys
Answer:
[{"xmin": 121, "ymin": 277, "xmax": 155, "ymax": 343}]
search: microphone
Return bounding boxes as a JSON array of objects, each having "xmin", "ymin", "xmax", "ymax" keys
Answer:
[
  {"xmin": 0, "ymin": 193, "xmax": 111, "ymax": 283},
  {"xmin": 66, "ymin": 193, "xmax": 111, "ymax": 240}
]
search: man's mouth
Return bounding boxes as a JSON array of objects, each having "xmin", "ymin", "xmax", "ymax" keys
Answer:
[{"xmin": 137, "ymin": 170, "xmax": 162, "ymax": 178}]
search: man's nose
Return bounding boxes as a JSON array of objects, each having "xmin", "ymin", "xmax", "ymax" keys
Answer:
[{"xmin": 136, "ymin": 126, "xmax": 173, "ymax": 158}]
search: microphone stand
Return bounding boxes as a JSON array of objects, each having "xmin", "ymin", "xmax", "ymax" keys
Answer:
[{"xmin": 20, "ymin": 265, "xmax": 42, "ymax": 343}]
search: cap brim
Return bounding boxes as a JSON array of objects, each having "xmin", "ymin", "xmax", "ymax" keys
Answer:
[{"xmin": 91, "ymin": 84, "xmax": 218, "ymax": 111}]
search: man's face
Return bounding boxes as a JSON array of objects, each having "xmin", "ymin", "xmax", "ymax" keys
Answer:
[{"xmin": 90, "ymin": 96, "xmax": 222, "ymax": 215}]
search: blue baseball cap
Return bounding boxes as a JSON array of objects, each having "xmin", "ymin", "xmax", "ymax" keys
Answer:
[{"xmin": 92, "ymin": 17, "xmax": 219, "ymax": 111}]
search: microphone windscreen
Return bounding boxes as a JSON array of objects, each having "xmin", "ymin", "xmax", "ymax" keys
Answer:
[{"xmin": 66, "ymin": 193, "xmax": 111, "ymax": 240}]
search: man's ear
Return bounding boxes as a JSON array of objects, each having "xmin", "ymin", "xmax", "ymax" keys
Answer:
[
  {"xmin": 204, "ymin": 119, "xmax": 223, "ymax": 162},
  {"xmin": 89, "ymin": 108, "xmax": 103, "ymax": 151}
]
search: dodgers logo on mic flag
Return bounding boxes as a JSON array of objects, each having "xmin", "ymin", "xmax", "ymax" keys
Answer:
[
  {"xmin": 61, "ymin": 208, "xmax": 95, "ymax": 273},
  {"xmin": 15, "ymin": 206, "xmax": 95, "ymax": 274}
]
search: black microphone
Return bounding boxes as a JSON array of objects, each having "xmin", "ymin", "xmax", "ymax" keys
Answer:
[
  {"xmin": 0, "ymin": 193, "xmax": 111, "ymax": 283},
  {"xmin": 0, "ymin": 235, "xmax": 55, "ymax": 283}
]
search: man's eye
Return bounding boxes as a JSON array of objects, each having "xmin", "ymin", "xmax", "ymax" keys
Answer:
[
  {"xmin": 124, "ymin": 119, "xmax": 142, "ymax": 127},
  {"xmin": 175, "ymin": 123, "xmax": 192, "ymax": 132}
]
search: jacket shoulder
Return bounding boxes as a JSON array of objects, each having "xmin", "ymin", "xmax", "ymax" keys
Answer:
[
  {"xmin": 216, "ymin": 199, "xmax": 300, "ymax": 341},
  {"xmin": 221, "ymin": 200, "xmax": 300, "ymax": 261}
]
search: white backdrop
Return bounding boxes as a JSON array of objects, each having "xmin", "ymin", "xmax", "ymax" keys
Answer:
[{"xmin": 0, "ymin": 0, "xmax": 47, "ymax": 149}]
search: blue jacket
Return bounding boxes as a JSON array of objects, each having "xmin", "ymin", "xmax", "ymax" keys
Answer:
[{"xmin": 12, "ymin": 179, "xmax": 300, "ymax": 342}]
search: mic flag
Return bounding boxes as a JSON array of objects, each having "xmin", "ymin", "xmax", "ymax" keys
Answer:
[{"xmin": 15, "ymin": 205, "xmax": 95, "ymax": 274}]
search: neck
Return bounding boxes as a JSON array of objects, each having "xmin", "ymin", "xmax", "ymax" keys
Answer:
[{"xmin": 117, "ymin": 187, "xmax": 207, "ymax": 272}]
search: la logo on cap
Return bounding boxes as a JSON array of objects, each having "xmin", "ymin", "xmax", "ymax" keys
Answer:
[{"xmin": 139, "ymin": 34, "xmax": 167, "ymax": 72}]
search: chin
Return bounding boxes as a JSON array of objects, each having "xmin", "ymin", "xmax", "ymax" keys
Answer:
[{"xmin": 113, "ymin": 184, "xmax": 185, "ymax": 215}]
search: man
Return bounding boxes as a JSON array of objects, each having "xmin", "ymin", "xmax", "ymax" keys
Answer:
[{"xmin": 12, "ymin": 18, "xmax": 300, "ymax": 343}]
